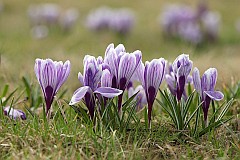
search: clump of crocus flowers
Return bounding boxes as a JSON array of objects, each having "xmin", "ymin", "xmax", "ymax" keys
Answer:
[
  {"xmin": 85, "ymin": 6, "xmax": 135, "ymax": 35},
  {"xmin": 33, "ymin": 43, "xmax": 224, "ymax": 129},
  {"xmin": 28, "ymin": 3, "xmax": 79, "ymax": 39},
  {"xmin": 159, "ymin": 2, "xmax": 221, "ymax": 44}
]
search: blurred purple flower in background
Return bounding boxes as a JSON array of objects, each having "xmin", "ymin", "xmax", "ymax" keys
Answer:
[
  {"xmin": 35, "ymin": 59, "xmax": 71, "ymax": 115},
  {"xmin": 201, "ymin": 11, "xmax": 221, "ymax": 41},
  {"xmin": 4, "ymin": 106, "xmax": 26, "ymax": 120},
  {"xmin": 85, "ymin": 6, "xmax": 135, "ymax": 35},
  {"xmin": 31, "ymin": 25, "xmax": 49, "ymax": 39},
  {"xmin": 59, "ymin": 8, "xmax": 79, "ymax": 31},
  {"xmin": 109, "ymin": 8, "xmax": 135, "ymax": 35},
  {"xmin": 159, "ymin": 3, "xmax": 221, "ymax": 44},
  {"xmin": 27, "ymin": 4, "xmax": 79, "ymax": 39},
  {"xmin": 69, "ymin": 55, "xmax": 122, "ymax": 119},
  {"xmin": 193, "ymin": 67, "xmax": 224, "ymax": 125},
  {"xmin": 28, "ymin": 3, "xmax": 61, "ymax": 26},
  {"xmin": 235, "ymin": 19, "xmax": 240, "ymax": 33}
]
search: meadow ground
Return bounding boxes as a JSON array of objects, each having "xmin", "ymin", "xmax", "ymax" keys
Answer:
[{"xmin": 0, "ymin": 0, "xmax": 240, "ymax": 159}]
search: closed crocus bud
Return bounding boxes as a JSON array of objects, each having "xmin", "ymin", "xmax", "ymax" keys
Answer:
[
  {"xmin": 143, "ymin": 58, "xmax": 166, "ymax": 128},
  {"xmin": 193, "ymin": 67, "xmax": 224, "ymax": 125},
  {"xmin": 172, "ymin": 54, "xmax": 193, "ymax": 101},
  {"xmin": 34, "ymin": 58, "xmax": 71, "ymax": 115},
  {"xmin": 4, "ymin": 106, "xmax": 26, "ymax": 120}
]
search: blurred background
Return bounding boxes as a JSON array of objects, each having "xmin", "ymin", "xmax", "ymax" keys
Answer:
[{"xmin": 0, "ymin": 0, "xmax": 240, "ymax": 91}]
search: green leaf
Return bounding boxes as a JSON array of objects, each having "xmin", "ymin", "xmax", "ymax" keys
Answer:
[
  {"xmin": 22, "ymin": 76, "xmax": 31, "ymax": 98},
  {"xmin": 216, "ymin": 99, "xmax": 233, "ymax": 122},
  {"xmin": 198, "ymin": 117, "xmax": 233, "ymax": 137},
  {"xmin": 2, "ymin": 88, "xmax": 18, "ymax": 106},
  {"xmin": 1, "ymin": 84, "xmax": 9, "ymax": 98},
  {"xmin": 183, "ymin": 101, "xmax": 203, "ymax": 130}
]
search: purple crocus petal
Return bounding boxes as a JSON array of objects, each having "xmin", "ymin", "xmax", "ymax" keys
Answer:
[
  {"xmin": 83, "ymin": 55, "xmax": 102, "ymax": 90},
  {"xmin": 192, "ymin": 67, "xmax": 201, "ymax": 93},
  {"xmin": 101, "ymin": 69, "xmax": 112, "ymax": 87},
  {"xmin": 55, "ymin": 60, "xmax": 71, "ymax": 91},
  {"xmin": 186, "ymin": 75, "xmax": 193, "ymax": 84},
  {"xmin": 115, "ymin": 44, "xmax": 125, "ymax": 55},
  {"xmin": 144, "ymin": 61, "xmax": 150, "ymax": 93},
  {"xmin": 78, "ymin": 72, "xmax": 84, "ymax": 86},
  {"xmin": 202, "ymin": 68, "xmax": 217, "ymax": 91},
  {"xmin": 118, "ymin": 53, "xmax": 136, "ymax": 90},
  {"xmin": 69, "ymin": 86, "xmax": 90, "ymax": 105},
  {"xmin": 4, "ymin": 106, "xmax": 26, "ymax": 120},
  {"xmin": 165, "ymin": 73, "xmax": 176, "ymax": 95},
  {"xmin": 105, "ymin": 43, "xmax": 114, "ymax": 57},
  {"xmin": 134, "ymin": 61, "xmax": 144, "ymax": 85},
  {"xmin": 104, "ymin": 48, "xmax": 118, "ymax": 81},
  {"xmin": 94, "ymin": 87, "xmax": 123, "ymax": 98},
  {"xmin": 97, "ymin": 56, "xmax": 103, "ymax": 65},
  {"xmin": 204, "ymin": 91, "xmax": 224, "ymax": 101}
]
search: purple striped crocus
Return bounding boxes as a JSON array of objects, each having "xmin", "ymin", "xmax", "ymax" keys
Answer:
[
  {"xmin": 165, "ymin": 61, "xmax": 192, "ymax": 100},
  {"xmin": 4, "ymin": 106, "xmax": 26, "ymax": 120},
  {"xmin": 172, "ymin": 54, "xmax": 193, "ymax": 101},
  {"xmin": 34, "ymin": 58, "xmax": 71, "ymax": 115},
  {"xmin": 104, "ymin": 43, "xmax": 142, "ymax": 112},
  {"xmin": 192, "ymin": 67, "xmax": 224, "ymax": 125},
  {"xmin": 137, "ymin": 58, "xmax": 166, "ymax": 127},
  {"xmin": 69, "ymin": 55, "xmax": 122, "ymax": 119}
]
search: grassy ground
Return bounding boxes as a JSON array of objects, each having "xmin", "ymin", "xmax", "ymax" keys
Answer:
[{"xmin": 1, "ymin": 0, "xmax": 240, "ymax": 159}]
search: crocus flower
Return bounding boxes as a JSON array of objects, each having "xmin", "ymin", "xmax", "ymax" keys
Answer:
[
  {"xmin": 192, "ymin": 67, "xmax": 224, "ymax": 124},
  {"xmin": 109, "ymin": 8, "xmax": 135, "ymax": 35},
  {"xmin": 34, "ymin": 58, "xmax": 71, "ymax": 115},
  {"xmin": 85, "ymin": 6, "xmax": 113, "ymax": 31},
  {"xmin": 59, "ymin": 8, "xmax": 79, "ymax": 31},
  {"xmin": 128, "ymin": 85, "xmax": 147, "ymax": 111},
  {"xmin": 85, "ymin": 6, "xmax": 135, "ymax": 35},
  {"xmin": 69, "ymin": 55, "xmax": 122, "ymax": 119},
  {"xmin": 165, "ymin": 61, "xmax": 193, "ymax": 100},
  {"xmin": 104, "ymin": 43, "xmax": 142, "ymax": 112},
  {"xmin": 4, "ymin": 106, "xmax": 26, "ymax": 120},
  {"xmin": 172, "ymin": 54, "xmax": 193, "ymax": 101},
  {"xmin": 137, "ymin": 58, "xmax": 166, "ymax": 127},
  {"xmin": 159, "ymin": 3, "xmax": 221, "ymax": 44},
  {"xmin": 201, "ymin": 11, "xmax": 220, "ymax": 41}
]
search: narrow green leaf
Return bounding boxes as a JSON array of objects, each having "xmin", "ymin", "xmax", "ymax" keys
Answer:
[
  {"xmin": 1, "ymin": 84, "xmax": 9, "ymax": 98},
  {"xmin": 216, "ymin": 98, "xmax": 234, "ymax": 121},
  {"xmin": 2, "ymin": 88, "xmax": 18, "ymax": 106}
]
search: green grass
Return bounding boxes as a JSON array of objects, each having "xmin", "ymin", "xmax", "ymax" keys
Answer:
[{"xmin": 1, "ymin": 0, "xmax": 240, "ymax": 159}]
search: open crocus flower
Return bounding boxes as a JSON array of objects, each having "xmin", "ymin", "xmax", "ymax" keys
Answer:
[
  {"xmin": 128, "ymin": 85, "xmax": 147, "ymax": 111},
  {"xmin": 4, "ymin": 106, "xmax": 26, "ymax": 120},
  {"xmin": 35, "ymin": 58, "xmax": 71, "ymax": 115},
  {"xmin": 104, "ymin": 43, "xmax": 142, "ymax": 112},
  {"xmin": 137, "ymin": 58, "xmax": 166, "ymax": 128},
  {"xmin": 69, "ymin": 55, "xmax": 122, "ymax": 119},
  {"xmin": 172, "ymin": 54, "xmax": 193, "ymax": 101},
  {"xmin": 192, "ymin": 67, "xmax": 224, "ymax": 125}
]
